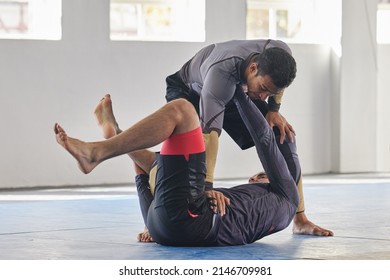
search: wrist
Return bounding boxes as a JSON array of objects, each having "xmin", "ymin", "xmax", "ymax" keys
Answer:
[{"xmin": 205, "ymin": 181, "xmax": 213, "ymax": 191}]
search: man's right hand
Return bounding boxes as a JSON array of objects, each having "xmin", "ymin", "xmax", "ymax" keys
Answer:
[{"xmin": 205, "ymin": 190, "xmax": 230, "ymax": 216}]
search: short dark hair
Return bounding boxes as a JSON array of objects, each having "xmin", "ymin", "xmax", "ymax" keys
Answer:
[{"xmin": 255, "ymin": 47, "xmax": 297, "ymax": 88}]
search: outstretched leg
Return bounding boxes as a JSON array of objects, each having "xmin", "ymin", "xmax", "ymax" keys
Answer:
[
  {"xmin": 54, "ymin": 98, "xmax": 200, "ymax": 174},
  {"xmin": 236, "ymin": 92, "xmax": 333, "ymax": 236},
  {"xmin": 232, "ymin": 91, "xmax": 298, "ymax": 207}
]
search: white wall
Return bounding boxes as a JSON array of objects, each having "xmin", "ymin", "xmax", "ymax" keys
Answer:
[
  {"xmin": 337, "ymin": 0, "xmax": 390, "ymax": 173},
  {"xmin": 377, "ymin": 44, "xmax": 390, "ymax": 172},
  {"xmin": 339, "ymin": 0, "xmax": 378, "ymax": 172},
  {"xmin": 0, "ymin": 0, "xmax": 388, "ymax": 189}
]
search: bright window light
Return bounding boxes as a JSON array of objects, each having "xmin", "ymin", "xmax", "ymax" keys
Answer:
[
  {"xmin": 378, "ymin": 1, "xmax": 390, "ymax": 44},
  {"xmin": 246, "ymin": 0, "xmax": 341, "ymax": 46},
  {"xmin": 0, "ymin": 0, "xmax": 61, "ymax": 40},
  {"xmin": 110, "ymin": 0, "xmax": 205, "ymax": 42}
]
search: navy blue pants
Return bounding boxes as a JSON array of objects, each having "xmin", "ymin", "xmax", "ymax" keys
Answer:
[{"xmin": 210, "ymin": 92, "xmax": 299, "ymax": 245}]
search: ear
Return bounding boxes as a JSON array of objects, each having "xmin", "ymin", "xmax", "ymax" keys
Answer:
[{"xmin": 249, "ymin": 63, "xmax": 258, "ymax": 74}]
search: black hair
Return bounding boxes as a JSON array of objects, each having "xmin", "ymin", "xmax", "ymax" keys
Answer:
[{"xmin": 255, "ymin": 47, "xmax": 297, "ymax": 88}]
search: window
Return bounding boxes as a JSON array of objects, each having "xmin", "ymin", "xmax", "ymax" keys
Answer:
[
  {"xmin": 378, "ymin": 0, "xmax": 390, "ymax": 44},
  {"xmin": 246, "ymin": 0, "xmax": 341, "ymax": 45},
  {"xmin": 0, "ymin": 0, "xmax": 61, "ymax": 40},
  {"xmin": 110, "ymin": 0, "xmax": 205, "ymax": 42}
]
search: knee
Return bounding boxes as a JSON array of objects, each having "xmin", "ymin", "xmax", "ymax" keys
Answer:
[{"xmin": 169, "ymin": 98, "xmax": 198, "ymax": 120}]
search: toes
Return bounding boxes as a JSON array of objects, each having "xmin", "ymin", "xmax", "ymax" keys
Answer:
[
  {"xmin": 56, "ymin": 124, "xmax": 64, "ymax": 133},
  {"xmin": 54, "ymin": 123, "xmax": 66, "ymax": 138},
  {"xmin": 314, "ymin": 227, "xmax": 334, "ymax": 237},
  {"xmin": 54, "ymin": 123, "xmax": 62, "ymax": 134}
]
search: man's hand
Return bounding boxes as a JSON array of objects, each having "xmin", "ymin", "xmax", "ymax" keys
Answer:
[
  {"xmin": 205, "ymin": 190, "xmax": 230, "ymax": 216},
  {"xmin": 266, "ymin": 111, "xmax": 295, "ymax": 144}
]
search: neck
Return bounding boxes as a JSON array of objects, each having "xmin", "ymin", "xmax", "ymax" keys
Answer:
[{"xmin": 240, "ymin": 53, "xmax": 258, "ymax": 83}]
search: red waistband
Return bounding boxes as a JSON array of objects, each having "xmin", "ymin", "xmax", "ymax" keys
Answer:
[{"xmin": 161, "ymin": 126, "xmax": 205, "ymax": 160}]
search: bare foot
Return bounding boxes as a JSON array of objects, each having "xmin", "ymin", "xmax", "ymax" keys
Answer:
[
  {"xmin": 293, "ymin": 212, "xmax": 334, "ymax": 236},
  {"xmin": 94, "ymin": 94, "xmax": 121, "ymax": 139},
  {"xmin": 137, "ymin": 228, "xmax": 154, "ymax": 243},
  {"xmin": 54, "ymin": 123, "xmax": 99, "ymax": 174}
]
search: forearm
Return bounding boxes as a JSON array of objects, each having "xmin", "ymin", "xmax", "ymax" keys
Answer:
[
  {"xmin": 268, "ymin": 92, "xmax": 284, "ymax": 112},
  {"xmin": 203, "ymin": 130, "xmax": 219, "ymax": 190}
]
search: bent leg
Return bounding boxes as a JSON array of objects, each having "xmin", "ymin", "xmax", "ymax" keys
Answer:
[
  {"xmin": 135, "ymin": 171, "xmax": 153, "ymax": 225},
  {"xmin": 95, "ymin": 94, "xmax": 157, "ymax": 173},
  {"xmin": 147, "ymin": 152, "xmax": 213, "ymax": 246},
  {"xmin": 94, "ymin": 94, "xmax": 121, "ymax": 139},
  {"xmin": 273, "ymin": 128, "xmax": 301, "ymax": 184},
  {"xmin": 232, "ymin": 92, "xmax": 298, "ymax": 207},
  {"xmin": 94, "ymin": 94, "xmax": 160, "ymax": 241},
  {"xmin": 146, "ymin": 114, "xmax": 214, "ymax": 246},
  {"xmin": 272, "ymin": 120, "xmax": 333, "ymax": 236},
  {"xmin": 54, "ymin": 98, "xmax": 200, "ymax": 174}
]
